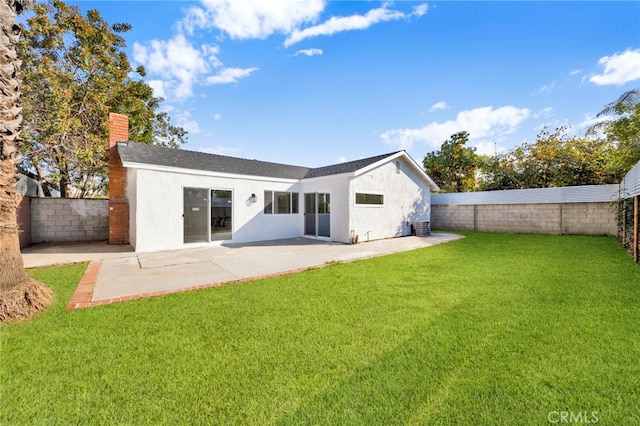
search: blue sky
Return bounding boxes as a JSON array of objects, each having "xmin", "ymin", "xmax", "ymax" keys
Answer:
[{"xmin": 69, "ymin": 1, "xmax": 640, "ymax": 168}]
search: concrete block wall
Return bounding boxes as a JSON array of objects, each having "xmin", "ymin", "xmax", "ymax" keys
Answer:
[
  {"xmin": 431, "ymin": 204, "xmax": 475, "ymax": 231},
  {"xmin": 31, "ymin": 198, "xmax": 109, "ymax": 244},
  {"xmin": 477, "ymin": 204, "xmax": 562, "ymax": 234},
  {"xmin": 432, "ymin": 202, "xmax": 616, "ymax": 236},
  {"xmin": 561, "ymin": 202, "xmax": 617, "ymax": 236}
]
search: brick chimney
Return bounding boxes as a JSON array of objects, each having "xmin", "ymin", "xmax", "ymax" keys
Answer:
[{"xmin": 108, "ymin": 113, "xmax": 129, "ymax": 245}]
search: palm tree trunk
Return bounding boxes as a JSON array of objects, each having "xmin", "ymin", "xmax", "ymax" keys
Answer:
[{"xmin": 1, "ymin": 0, "xmax": 52, "ymax": 322}]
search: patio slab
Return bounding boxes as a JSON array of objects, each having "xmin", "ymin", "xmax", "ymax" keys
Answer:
[{"xmin": 22, "ymin": 234, "xmax": 464, "ymax": 307}]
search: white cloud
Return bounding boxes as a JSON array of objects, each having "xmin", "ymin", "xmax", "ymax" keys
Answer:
[
  {"xmin": 213, "ymin": 113, "xmax": 222, "ymax": 121},
  {"xmin": 428, "ymin": 101, "xmax": 448, "ymax": 112},
  {"xmin": 175, "ymin": 111, "xmax": 201, "ymax": 134},
  {"xmin": 532, "ymin": 107, "xmax": 554, "ymax": 119},
  {"xmin": 474, "ymin": 141, "xmax": 503, "ymax": 156},
  {"xmin": 412, "ymin": 4, "xmax": 429, "ymax": 17},
  {"xmin": 206, "ymin": 67, "xmax": 259, "ymax": 85},
  {"xmin": 134, "ymin": 33, "xmax": 258, "ymax": 97},
  {"xmin": 336, "ymin": 156, "xmax": 347, "ymax": 163},
  {"xmin": 147, "ymin": 79, "xmax": 167, "ymax": 99},
  {"xmin": 569, "ymin": 69, "xmax": 581, "ymax": 76},
  {"xmin": 576, "ymin": 113, "xmax": 613, "ymax": 135},
  {"xmin": 590, "ymin": 48, "xmax": 640, "ymax": 86},
  {"xmin": 295, "ymin": 48, "xmax": 323, "ymax": 57},
  {"xmin": 537, "ymin": 81, "xmax": 556, "ymax": 94},
  {"xmin": 381, "ymin": 105, "xmax": 531, "ymax": 150},
  {"xmin": 182, "ymin": 0, "xmax": 326, "ymax": 39},
  {"xmin": 284, "ymin": 3, "xmax": 427, "ymax": 47},
  {"xmin": 133, "ymin": 34, "xmax": 213, "ymax": 98}
]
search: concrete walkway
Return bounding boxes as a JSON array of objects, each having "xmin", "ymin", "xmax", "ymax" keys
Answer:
[{"xmin": 22, "ymin": 234, "xmax": 463, "ymax": 308}]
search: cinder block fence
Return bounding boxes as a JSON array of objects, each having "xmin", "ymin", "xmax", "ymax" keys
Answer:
[
  {"xmin": 431, "ymin": 185, "xmax": 619, "ymax": 237},
  {"xmin": 29, "ymin": 198, "xmax": 108, "ymax": 244}
]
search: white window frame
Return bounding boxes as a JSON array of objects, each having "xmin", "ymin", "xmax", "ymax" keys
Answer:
[
  {"xmin": 354, "ymin": 192, "xmax": 385, "ymax": 207},
  {"xmin": 264, "ymin": 190, "xmax": 299, "ymax": 214}
]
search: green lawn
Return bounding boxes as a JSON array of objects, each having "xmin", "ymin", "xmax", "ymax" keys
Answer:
[{"xmin": 1, "ymin": 233, "xmax": 639, "ymax": 425}]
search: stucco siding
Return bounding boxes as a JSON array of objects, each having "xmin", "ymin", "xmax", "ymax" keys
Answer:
[
  {"xmin": 299, "ymin": 175, "xmax": 350, "ymax": 243},
  {"xmin": 349, "ymin": 159, "xmax": 431, "ymax": 242},
  {"xmin": 131, "ymin": 168, "xmax": 303, "ymax": 252}
]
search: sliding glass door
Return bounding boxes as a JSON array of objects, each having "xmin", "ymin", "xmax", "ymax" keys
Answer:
[
  {"xmin": 211, "ymin": 189, "xmax": 232, "ymax": 241},
  {"xmin": 183, "ymin": 187, "xmax": 232, "ymax": 243},
  {"xmin": 304, "ymin": 192, "xmax": 330, "ymax": 238},
  {"xmin": 183, "ymin": 187, "xmax": 209, "ymax": 243}
]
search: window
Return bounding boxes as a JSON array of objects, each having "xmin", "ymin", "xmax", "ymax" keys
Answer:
[
  {"xmin": 276, "ymin": 191, "xmax": 291, "ymax": 214},
  {"xmin": 264, "ymin": 191, "xmax": 273, "ymax": 214},
  {"xmin": 264, "ymin": 191, "xmax": 299, "ymax": 214},
  {"xmin": 355, "ymin": 192, "xmax": 384, "ymax": 205}
]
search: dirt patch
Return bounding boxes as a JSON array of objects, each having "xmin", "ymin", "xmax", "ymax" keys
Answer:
[{"xmin": 0, "ymin": 278, "xmax": 54, "ymax": 322}]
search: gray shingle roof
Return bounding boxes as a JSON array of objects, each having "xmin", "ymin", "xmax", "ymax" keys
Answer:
[
  {"xmin": 303, "ymin": 152, "xmax": 400, "ymax": 178},
  {"xmin": 117, "ymin": 142, "xmax": 401, "ymax": 180},
  {"xmin": 118, "ymin": 142, "xmax": 311, "ymax": 179}
]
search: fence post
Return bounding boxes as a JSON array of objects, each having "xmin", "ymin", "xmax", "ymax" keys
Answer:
[{"xmin": 634, "ymin": 195, "xmax": 639, "ymax": 263}]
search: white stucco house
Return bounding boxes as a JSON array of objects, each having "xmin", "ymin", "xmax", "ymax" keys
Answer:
[{"xmin": 107, "ymin": 114, "xmax": 439, "ymax": 253}]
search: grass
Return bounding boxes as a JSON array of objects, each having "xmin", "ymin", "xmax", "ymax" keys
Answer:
[{"xmin": 1, "ymin": 232, "xmax": 639, "ymax": 425}]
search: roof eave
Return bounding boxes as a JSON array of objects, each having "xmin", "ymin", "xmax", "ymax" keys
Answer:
[
  {"xmin": 120, "ymin": 160, "xmax": 301, "ymax": 183},
  {"xmin": 353, "ymin": 151, "xmax": 440, "ymax": 191}
]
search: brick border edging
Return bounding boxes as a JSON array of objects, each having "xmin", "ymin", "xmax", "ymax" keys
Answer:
[
  {"xmin": 66, "ymin": 262, "xmax": 313, "ymax": 310},
  {"xmin": 66, "ymin": 260, "xmax": 102, "ymax": 310}
]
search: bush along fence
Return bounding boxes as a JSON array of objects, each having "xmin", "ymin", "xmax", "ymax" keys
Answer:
[{"xmin": 619, "ymin": 161, "xmax": 640, "ymax": 262}]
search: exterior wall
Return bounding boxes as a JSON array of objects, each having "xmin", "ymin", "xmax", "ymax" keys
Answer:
[
  {"xmin": 432, "ymin": 202, "xmax": 616, "ymax": 236},
  {"xmin": 30, "ymin": 198, "xmax": 109, "ymax": 243},
  {"xmin": 127, "ymin": 156, "xmax": 433, "ymax": 251},
  {"xmin": 130, "ymin": 168, "xmax": 304, "ymax": 252},
  {"xmin": 348, "ymin": 159, "xmax": 431, "ymax": 242},
  {"xmin": 299, "ymin": 175, "xmax": 350, "ymax": 243}
]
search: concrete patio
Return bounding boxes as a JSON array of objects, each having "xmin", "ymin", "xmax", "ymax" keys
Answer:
[{"xmin": 22, "ymin": 234, "xmax": 463, "ymax": 308}]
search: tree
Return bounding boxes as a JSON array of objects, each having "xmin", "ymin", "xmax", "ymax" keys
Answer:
[
  {"xmin": 588, "ymin": 89, "xmax": 640, "ymax": 176},
  {"xmin": 1, "ymin": 0, "xmax": 53, "ymax": 322},
  {"xmin": 423, "ymin": 131, "xmax": 480, "ymax": 192},
  {"xmin": 480, "ymin": 126, "xmax": 621, "ymax": 190},
  {"xmin": 18, "ymin": 0, "xmax": 187, "ymax": 197}
]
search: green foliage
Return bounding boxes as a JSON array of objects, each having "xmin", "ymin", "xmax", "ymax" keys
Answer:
[
  {"xmin": 480, "ymin": 126, "xmax": 622, "ymax": 190},
  {"xmin": 596, "ymin": 89, "xmax": 640, "ymax": 175},
  {"xmin": 18, "ymin": 0, "xmax": 187, "ymax": 197},
  {"xmin": 425, "ymin": 90, "xmax": 640, "ymax": 192},
  {"xmin": 423, "ymin": 131, "xmax": 480, "ymax": 192},
  {"xmin": 1, "ymin": 234, "xmax": 639, "ymax": 424}
]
